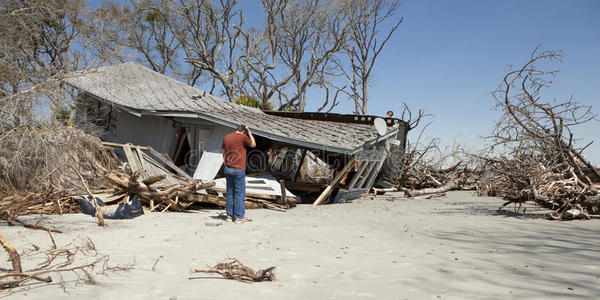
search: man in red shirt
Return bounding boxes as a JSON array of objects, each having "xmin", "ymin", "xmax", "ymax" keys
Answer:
[{"xmin": 222, "ymin": 124, "xmax": 256, "ymax": 222}]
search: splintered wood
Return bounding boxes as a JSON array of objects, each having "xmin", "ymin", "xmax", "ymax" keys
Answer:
[
  {"xmin": 190, "ymin": 258, "xmax": 275, "ymax": 283},
  {"xmin": 102, "ymin": 142, "xmax": 295, "ymax": 212}
]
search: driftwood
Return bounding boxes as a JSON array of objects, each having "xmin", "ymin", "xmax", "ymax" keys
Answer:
[
  {"xmin": 401, "ymin": 180, "xmax": 458, "ymax": 197},
  {"xmin": 104, "ymin": 171, "xmax": 215, "ymax": 212},
  {"xmin": 190, "ymin": 258, "xmax": 276, "ymax": 283},
  {"xmin": 0, "ymin": 234, "xmax": 22, "ymax": 276},
  {"xmin": 0, "ymin": 233, "xmax": 133, "ymax": 290},
  {"xmin": 401, "ymin": 180, "xmax": 460, "ymax": 197},
  {"xmin": 12, "ymin": 218, "xmax": 63, "ymax": 233}
]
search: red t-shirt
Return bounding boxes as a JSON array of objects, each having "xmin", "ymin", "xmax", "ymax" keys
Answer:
[{"xmin": 222, "ymin": 132, "xmax": 252, "ymax": 170}]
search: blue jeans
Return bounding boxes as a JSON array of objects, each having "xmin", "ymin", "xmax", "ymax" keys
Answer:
[{"xmin": 224, "ymin": 165, "xmax": 246, "ymax": 219}]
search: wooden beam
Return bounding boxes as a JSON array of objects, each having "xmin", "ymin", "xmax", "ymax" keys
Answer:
[
  {"xmin": 279, "ymin": 180, "xmax": 287, "ymax": 205},
  {"xmin": 312, "ymin": 157, "xmax": 356, "ymax": 206},
  {"xmin": 102, "ymin": 141, "xmax": 149, "ymax": 150},
  {"xmin": 146, "ymin": 146, "xmax": 192, "ymax": 180},
  {"xmin": 136, "ymin": 146, "xmax": 147, "ymax": 174},
  {"xmin": 123, "ymin": 143, "xmax": 141, "ymax": 173}
]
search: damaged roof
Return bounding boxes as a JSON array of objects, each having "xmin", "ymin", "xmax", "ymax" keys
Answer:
[{"xmin": 64, "ymin": 62, "xmax": 397, "ymax": 154}]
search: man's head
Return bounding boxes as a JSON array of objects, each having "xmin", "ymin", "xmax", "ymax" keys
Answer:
[
  {"xmin": 386, "ymin": 111, "xmax": 394, "ymax": 118},
  {"xmin": 236, "ymin": 124, "xmax": 247, "ymax": 133}
]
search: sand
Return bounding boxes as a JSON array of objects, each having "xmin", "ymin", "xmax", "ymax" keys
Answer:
[{"xmin": 2, "ymin": 191, "xmax": 599, "ymax": 299}]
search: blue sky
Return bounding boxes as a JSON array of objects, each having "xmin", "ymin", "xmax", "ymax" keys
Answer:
[{"xmin": 87, "ymin": 0, "xmax": 600, "ymax": 164}]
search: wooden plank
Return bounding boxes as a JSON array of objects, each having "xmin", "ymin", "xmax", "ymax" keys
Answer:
[
  {"xmin": 279, "ymin": 179, "xmax": 287, "ymax": 205},
  {"xmin": 312, "ymin": 157, "xmax": 356, "ymax": 206},
  {"xmin": 102, "ymin": 141, "xmax": 149, "ymax": 150},
  {"xmin": 147, "ymin": 146, "xmax": 192, "ymax": 180},
  {"xmin": 136, "ymin": 146, "xmax": 147, "ymax": 174},
  {"xmin": 123, "ymin": 143, "xmax": 141, "ymax": 173}
]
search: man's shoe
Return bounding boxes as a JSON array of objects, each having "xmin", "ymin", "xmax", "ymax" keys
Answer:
[
  {"xmin": 225, "ymin": 216, "xmax": 234, "ymax": 222},
  {"xmin": 234, "ymin": 218, "xmax": 252, "ymax": 223}
]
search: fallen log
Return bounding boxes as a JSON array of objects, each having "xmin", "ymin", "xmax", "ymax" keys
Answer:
[{"xmin": 401, "ymin": 180, "xmax": 458, "ymax": 197}]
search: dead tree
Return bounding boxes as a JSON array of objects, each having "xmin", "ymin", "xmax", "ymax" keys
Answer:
[
  {"xmin": 248, "ymin": 0, "xmax": 350, "ymax": 111},
  {"xmin": 339, "ymin": 0, "xmax": 403, "ymax": 114},
  {"xmin": 169, "ymin": 0, "xmax": 246, "ymax": 101},
  {"xmin": 479, "ymin": 46, "xmax": 599, "ymax": 219}
]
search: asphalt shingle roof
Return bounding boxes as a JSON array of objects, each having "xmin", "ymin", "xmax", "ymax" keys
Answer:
[{"xmin": 64, "ymin": 63, "xmax": 386, "ymax": 153}]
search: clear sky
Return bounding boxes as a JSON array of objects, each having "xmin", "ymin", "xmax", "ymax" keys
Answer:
[{"xmin": 87, "ymin": 0, "xmax": 600, "ymax": 164}]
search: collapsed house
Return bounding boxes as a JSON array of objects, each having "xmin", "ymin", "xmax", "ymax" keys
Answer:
[{"xmin": 64, "ymin": 63, "xmax": 408, "ymax": 205}]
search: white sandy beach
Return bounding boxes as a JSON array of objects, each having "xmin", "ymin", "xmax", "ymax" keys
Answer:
[{"xmin": 2, "ymin": 191, "xmax": 599, "ymax": 299}]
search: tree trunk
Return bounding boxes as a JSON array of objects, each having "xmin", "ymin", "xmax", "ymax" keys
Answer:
[{"xmin": 361, "ymin": 74, "xmax": 368, "ymax": 114}]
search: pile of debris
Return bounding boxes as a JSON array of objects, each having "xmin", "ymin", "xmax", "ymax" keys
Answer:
[
  {"xmin": 0, "ymin": 128, "xmax": 118, "ymax": 221},
  {"xmin": 385, "ymin": 136, "xmax": 474, "ymax": 198},
  {"xmin": 476, "ymin": 156, "xmax": 600, "ymax": 220},
  {"xmin": 0, "ymin": 127, "xmax": 119, "ymax": 193},
  {"xmin": 101, "ymin": 142, "xmax": 300, "ymax": 213},
  {"xmin": 0, "ymin": 189, "xmax": 80, "ymax": 222}
]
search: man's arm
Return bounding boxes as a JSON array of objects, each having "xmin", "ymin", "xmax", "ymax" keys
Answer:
[{"xmin": 245, "ymin": 125, "xmax": 256, "ymax": 148}]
